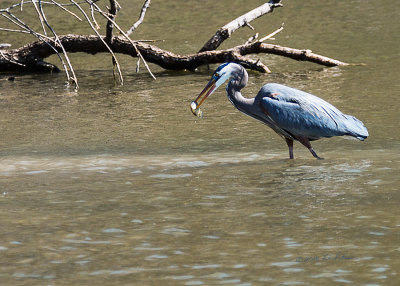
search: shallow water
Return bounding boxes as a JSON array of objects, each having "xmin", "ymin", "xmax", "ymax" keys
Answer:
[{"xmin": 1, "ymin": 0, "xmax": 399, "ymax": 285}]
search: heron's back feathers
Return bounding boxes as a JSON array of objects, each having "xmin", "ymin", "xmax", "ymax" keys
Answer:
[{"xmin": 258, "ymin": 83, "xmax": 369, "ymax": 141}]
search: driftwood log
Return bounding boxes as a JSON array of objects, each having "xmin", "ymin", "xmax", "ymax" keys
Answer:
[{"xmin": 0, "ymin": 0, "xmax": 348, "ymax": 88}]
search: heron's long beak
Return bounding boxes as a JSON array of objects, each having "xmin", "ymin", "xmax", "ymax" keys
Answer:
[
  {"xmin": 190, "ymin": 78, "xmax": 216, "ymax": 117},
  {"xmin": 194, "ymin": 78, "xmax": 217, "ymax": 108}
]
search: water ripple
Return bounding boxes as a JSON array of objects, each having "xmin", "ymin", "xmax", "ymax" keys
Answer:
[
  {"xmin": 0, "ymin": 152, "xmax": 275, "ymax": 176},
  {"xmin": 62, "ymin": 239, "xmax": 114, "ymax": 245}
]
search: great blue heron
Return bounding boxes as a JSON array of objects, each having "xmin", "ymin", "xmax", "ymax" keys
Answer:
[{"xmin": 190, "ymin": 62, "xmax": 368, "ymax": 159}]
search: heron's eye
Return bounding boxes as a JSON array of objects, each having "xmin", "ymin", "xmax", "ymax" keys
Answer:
[{"xmin": 215, "ymin": 73, "xmax": 220, "ymax": 77}]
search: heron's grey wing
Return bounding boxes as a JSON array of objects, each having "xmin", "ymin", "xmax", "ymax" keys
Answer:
[{"xmin": 259, "ymin": 84, "xmax": 368, "ymax": 140}]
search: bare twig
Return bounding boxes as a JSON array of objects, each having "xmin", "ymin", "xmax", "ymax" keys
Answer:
[
  {"xmin": 258, "ymin": 23, "xmax": 284, "ymax": 42},
  {"xmin": 89, "ymin": 4, "xmax": 100, "ymax": 29},
  {"xmin": 1, "ymin": 9, "xmax": 72, "ymax": 80},
  {"xmin": 1, "ymin": 11, "xmax": 33, "ymax": 34},
  {"xmin": 0, "ymin": 27, "xmax": 30, "ymax": 34},
  {"xmin": 91, "ymin": 1, "xmax": 156, "ymax": 79},
  {"xmin": 38, "ymin": 0, "xmax": 78, "ymax": 86},
  {"xmin": 50, "ymin": 0, "xmax": 82, "ymax": 21},
  {"xmin": 1, "ymin": 9, "xmax": 57, "ymax": 41},
  {"xmin": 31, "ymin": 0, "xmax": 47, "ymax": 35},
  {"xmin": 126, "ymin": 0, "xmax": 151, "ymax": 36},
  {"xmin": 72, "ymin": 0, "xmax": 124, "ymax": 84}
]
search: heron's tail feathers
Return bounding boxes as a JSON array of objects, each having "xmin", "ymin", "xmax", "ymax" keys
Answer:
[{"xmin": 343, "ymin": 115, "xmax": 369, "ymax": 141}]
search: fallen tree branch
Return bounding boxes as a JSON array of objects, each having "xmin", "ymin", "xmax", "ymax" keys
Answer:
[
  {"xmin": 0, "ymin": 0, "xmax": 349, "ymax": 86},
  {"xmin": 199, "ymin": 0, "xmax": 283, "ymax": 52},
  {"xmin": 0, "ymin": 35, "xmax": 348, "ymax": 73}
]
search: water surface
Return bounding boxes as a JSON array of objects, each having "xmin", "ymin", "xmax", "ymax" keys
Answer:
[{"xmin": 1, "ymin": 0, "xmax": 399, "ymax": 285}]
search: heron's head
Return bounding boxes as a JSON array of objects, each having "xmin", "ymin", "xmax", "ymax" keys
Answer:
[{"xmin": 190, "ymin": 63, "xmax": 237, "ymax": 117}]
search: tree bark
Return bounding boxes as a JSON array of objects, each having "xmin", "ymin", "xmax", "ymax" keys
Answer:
[{"xmin": 0, "ymin": 35, "xmax": 348, "ymax": 73}]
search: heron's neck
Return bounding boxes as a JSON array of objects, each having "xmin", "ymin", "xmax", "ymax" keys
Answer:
[{"xmin": 226, "ymin": 81, "xmax": 254, "ymax": 113}]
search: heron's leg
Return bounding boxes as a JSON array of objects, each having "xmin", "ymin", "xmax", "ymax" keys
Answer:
[
  {"xmin": 285, "ymin": 138, "xmax": 294, "ymax": 159},
  {"xmin": 309, "ymin": 148, "xmax": 323, "ymax": 160},
  {"xmin": 296, "ymin": 136, "xmax": 324, "ymax": 160}
]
